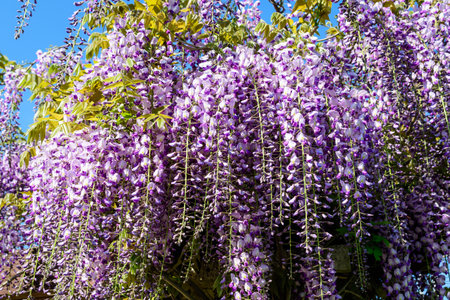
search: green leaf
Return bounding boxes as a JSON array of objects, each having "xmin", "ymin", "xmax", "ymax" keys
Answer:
[
  {"xmin": 104, "ymin": 73, "xmax": 122, "ymax": 83},
  {"xmin": 48, "ymin": 64, "xmax": 60, "ymax": 76},
  {"xmin": 121, "ymin": 111, "xmax": 134, "ymax": 120},
  {"xmin": 103, "ymin": 81, "xmax": 125, "ymax": 90},
  {"xmin": 212, "ymin": 274, "xmax": 223, "ymax": 297},
  {"xmin": 19, "ymin": 147, "xmax": 36, "ymax": 168},
  {"xmin": 142, "ymin": 114, "xmax": 158, "ymax": 122},
  {"xmin": 326, "ymin": 27, "xmax": 340, "ymax": 36},
  {"xmin": 372, "ymin": 235, "xmax": 390, "ymax": 247},
  {"xmin": 191, "ymin": 22, "xmax": 203, "ymax": 34},
  {"xmin": 18, "ymin": 74, "xmax": 31, "ymax": 89},
  {"xmin": 318, "ymin": 1, "xmax": 332, "ymax": 25},
  {"xmin": 158, "ymin": 114, "xmax": 172, "ymax": 120},
  {"xmin": 293, "ymin": 0, "xmax": 308, "ymax": 13},
  {"xmin": 48, "ymin": 111, "xmax": 63, "ymax": 121},
  {"xmin": 156, "ymin": 117, "xmax": 165, "ymax": 129},
  {"xmin": 267, "ymin": 30, "xmax": 278, "ymax": 43},
  {"xmin": 0, "ymin": 193, "xmax": 16, "ymax": 209},
  {"xmin": 73, "ymin": 63, "xmax": 82, "ymax": 76},
  {"xmin": 373, "ymin": 248, "xmax": 382, "ymax": 261},
  {"xmin": 152, "ymin": 105, "xmax": 169, "ymax": 114},
  {"xmin": 26, "ymin": 119, "xmax": 49, "ymax": 143},
  {"xmin": 255, "ymin": 21, "xmax": 266, "ymax": 33},
  {"xmin": 134, "ymin": 0, "xmax": 146, "ymax": 11},
  {"xmin": 144, "ymin": 0, "xmax": 162, "ymax": 15},
  {"xmin": 60, "ymin": 82, "xmax": 74, "ymax": 93},
  {"xmin": 126, "ymin": 57, "xmax": 135, "ymax": 68},
  {"xmin": 86, "ymin": 33, "xmax": 110, "ymax": 60},
  {"xmin": 336, "ymin": 227, "xmax": 348, "ymax": 235}
]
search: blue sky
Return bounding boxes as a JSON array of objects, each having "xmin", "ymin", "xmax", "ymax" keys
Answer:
[{"xmin": 0, "ymin": 0, "xmax": 339, "ymax": 131}]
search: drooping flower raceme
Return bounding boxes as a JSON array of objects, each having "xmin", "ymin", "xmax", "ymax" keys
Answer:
[{"xmin": 0, "ymin": 0, "xmax": 448, "ymax": 299}]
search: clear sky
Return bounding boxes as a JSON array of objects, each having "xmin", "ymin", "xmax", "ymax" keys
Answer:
[{"xmin": 0, "ymin": 0, "xmax": 339, "ymax": 132}]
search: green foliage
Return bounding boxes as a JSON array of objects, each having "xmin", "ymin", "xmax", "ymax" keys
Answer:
[
  {"xmin": 135, "ymin": 105, "xmax": 172, "ymax": 130},
  {"xmin": 0, "ymin": 191, "xmax": 30, "ymax": 216},
  {"xmin": 365, "ymin": 235, "xmax": 390, "ymax": 261},
  {"xmin": 86, "ymin": 32, "xmax": 110, "ymax": 60},
  {"xmin": 255, "ymin": 13, "xmax": 294, "ymax": 43},
  {"xmin": 256, "ymin": 1, "xmax": 340, "ymax": 45},
  {"xmin": 292, "ymin": 0, "xmax": 333, "ymax": 32},
  {"xmin": 212, "ymin": 274, "xmax": 223, "ymax": 297},
  {"xmin": 213, "ymin": 19, "xmax": 250, "ymax": 46}
]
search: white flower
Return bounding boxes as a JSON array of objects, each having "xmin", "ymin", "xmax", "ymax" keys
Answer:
[
  {"xmin": 251, "ymin": 292, "xmax": 262, "ymax": 300},
  {"xmin": 344, "ymin": 167, "xmax": 352, "ymax": 177},
  {"xmin": 104, "ymin": 160, "xmax": 111, "ymax": 171},
  {"xmin": 252, "ymin": 247, "xmax": 260, "ymax": 258},
  {"xmin": 138, "ymin": 147, "xmax": 148, "ymax": 156},
  {"xmin": 258, "ymin": 277, "xmax": 267, "ymax": 287},
  {"xmin": 244, "ymin": 281, "xmax": 252, "ymax": 292},
  {"xmin": 357, "ymin": 175, "xmax": 366, "ymax": 185},
  {"xmin": 287, "ymin": 140, "xmax": 296, "ymax": 150},
  {"xmin": 358, "ymin": 162, "xmax": 364, "ymax": 171},
  {"xmin": 141, "ymin": 157, "xmax": 150, "ymax": 168},
  {"xmin": 293, "ymin": 112, "xmax": 304, "ymax": 125},
  {"xmin": 248, "ymin": 264, "xmax": 256, "ymax": 275},
  {"xmin": 239, "ymin": 271, "xmax": 249, "ymax": 281},
  {"xmin": 260, "ymin": 264, "xmax": 269, "ymax": 273},
  {"xmin": 244, "ymin": 234, "xmax": 252, "ymax": 245},
  {"xmin": 234, "ymin": 291, "xmax": 242, "ymax": 300},
  {"xmin": 108, "ymin": 172, "xmax": 120, "ymax": 183},
  {"xmin": 231, "ymin": 273, "xmax": 239, "ymax": 287},
  {"xmin": 233, "ymin": 257, "xmax": 241, "ymax": 270},
  {"xmin": 71, "ymin": 208, "xmax": 81, "ymax": 218},
  {"xmin": 238, "ymin": 223, "xmax": 246, "ymax": 233},
  {"xmin": 237, "ymin": 239, "xmax": 244, "ymax": 250},
  {"xmin": 240, "ymin": 252, "xmax": 249, "ymax": 262},
  {"xmin": 340, "ymin": 180, "xmax": 351, "ymax": 194}
]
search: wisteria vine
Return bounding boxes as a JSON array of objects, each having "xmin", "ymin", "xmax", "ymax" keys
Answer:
[{"xmin": 0, "ymin": 0, "xmax": 449, "ymax": 299}]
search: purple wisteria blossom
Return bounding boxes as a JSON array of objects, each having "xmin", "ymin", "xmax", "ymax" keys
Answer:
[{"xmin": 0, "ymin": 0, "xmax": 448, "ymax": 299}]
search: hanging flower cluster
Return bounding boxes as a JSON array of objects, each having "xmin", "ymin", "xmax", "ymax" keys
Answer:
[
  {"xmin": 0, "ymin": 0, "xmax": 448, "ymax": 299},
  {"xmin": 0, "ymin": 66, "xmax": 25, "ymax": 141},
  {"xmin": 0, "ymin": 142, "xmax": 30, "ymax": 292}
]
